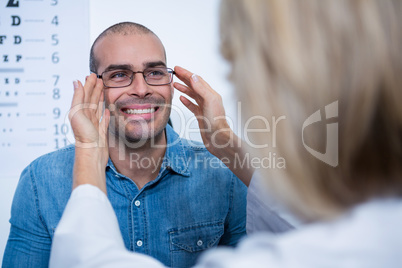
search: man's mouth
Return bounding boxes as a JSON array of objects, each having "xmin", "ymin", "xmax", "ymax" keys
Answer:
[
  {"xmin": 123, "ymin": 108, "xmax": 157, "ymax": 115},
  {"xmin": 120, "ymin": 105, "xmax": 161, "ymax": 118}
]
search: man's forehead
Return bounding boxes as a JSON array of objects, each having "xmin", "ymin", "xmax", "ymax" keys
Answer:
[
  {"xmin": 95, "ymin": 33, "xmax": 165, "ymax": 59},
  {"xmin": 95, "ymin": 33, "xmax": 165, "ymax": 54},
  {"xmin": 94, "ymin": 33, "xmax": 167, "ymax": 71}
]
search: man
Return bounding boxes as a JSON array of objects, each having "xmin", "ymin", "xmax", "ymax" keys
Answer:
[{"xmin": 2, "ymin": 22, "xmax": 247, "ymax": 268}]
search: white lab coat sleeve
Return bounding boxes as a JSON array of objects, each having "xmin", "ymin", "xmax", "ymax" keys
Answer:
[{"xmin": 49, "ymin": 184, "xmax": 164, "ymax": 268}]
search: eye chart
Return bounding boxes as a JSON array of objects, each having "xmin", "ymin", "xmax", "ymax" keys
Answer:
[{"xmin": 1, "ymin": 0, "xmax": 89, "ymax": 178}]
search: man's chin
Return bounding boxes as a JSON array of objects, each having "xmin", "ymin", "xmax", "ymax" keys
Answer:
[
  {"xmin": 108, "ymin": 116, "xmax": 168, "ymax": 146},
  {"xmin": 123, "ymin": 126, "xmax": 165, "ymax": 146}
]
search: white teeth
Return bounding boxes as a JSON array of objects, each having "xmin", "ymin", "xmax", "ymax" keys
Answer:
[{"xmin": 125, "ymin": 108, "xmax": 156, "ymax": 114}]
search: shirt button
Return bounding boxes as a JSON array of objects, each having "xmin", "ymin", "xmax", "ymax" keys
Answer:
[
  {"xmin": 134, "ymin": 200, "xmax": 141, "ymax": 207},
  {"xmin": 136, "ymin": 240, "xmax": 143, "ymax": 247},
  {"xmin": 197, "ymin": 240, "xmax": 203, "ymax": 246}
]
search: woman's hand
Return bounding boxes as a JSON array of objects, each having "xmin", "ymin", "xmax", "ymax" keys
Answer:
[
  {"xmin": 174, "ymin": 66, "xmax": 253, "ymax": 186},
  {"xmin": 174, "ymin": 66, "xmax": 234, "ymax": 157},
  {"xmin": 69, "ymin": 74, "xmax": 109, "ymax": 151},
  {"xmin": 69, "ymin": 73, "xmax": 110, "ymax": 193}
]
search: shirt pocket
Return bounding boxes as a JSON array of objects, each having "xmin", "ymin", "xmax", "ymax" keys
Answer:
[{"xmin": 168, "ymin": 221, "xmax": 224, "ymax": 267}]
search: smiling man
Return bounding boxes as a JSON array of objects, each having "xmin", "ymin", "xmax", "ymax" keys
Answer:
[
  {"xmin": 92, "ymin": 24, "xmax": 174, "ymax": 189},
  {"xmin": 3, "ymin": 22, "xmax": 247, "ymax": 268}
]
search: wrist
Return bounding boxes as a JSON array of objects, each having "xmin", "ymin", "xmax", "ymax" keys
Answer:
[
  {"xmin": 75, "ymin": 144, "xmax": 108, "ymax": 160},
  {"xmin": 209, "ymin": 129, "xmax": 241, "ymax": 158},
  {"xmin": 73, "ymin": 149, "xmax": 107, "ymax": 194}
]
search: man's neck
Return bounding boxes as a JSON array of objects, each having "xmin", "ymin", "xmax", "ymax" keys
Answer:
[{"xmin": 108, "ymin": 130, "xmax": 167, "ymax": 190}]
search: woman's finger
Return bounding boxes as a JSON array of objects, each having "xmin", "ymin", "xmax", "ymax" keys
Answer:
[
  {"xmin": 174, "ymin": 82, "xmax": 198, "ymax": 100},
  {"xmin": 174, "ymin": 66, "xmax": 193, "ymax": 87},
  {"xmin": 83, "ymin": 73, "xmax": 97, "ymax": 104},
  {"xmin": 71, "ymin": 80, "xmax": 84, "ymax": 106},
  {"xmin": 179, "ymin": 95, "xmax": 200, "ymax": 116},
  {"xmin": 92, "ymin": 79, "xmax": 104, "ymax": 122},
  {"xmin": 99, "ymin": 108, "xmax": 110, "ymax": 147},
  {"xmin": 69, "ymin": 80, "xmax": 85, "ymax": 122},
  {"xmin": 101, "ymin": 108, "xmax": 110, "ymax": 134},
  {"xmin": 90, "ymin": 77, "xmax": 104, "ymax": 106},
  {"xmin": 77, "ymin": 80, "xmax": 95, "ymax": 120},
  {"xmin": 189, "ymin": 73, "xmax": 220, "ymax": 98},
  {"xmin": 96, "ymin": 90, "xmax": 105, "ymax": 123},
  {"xmin": 175, "ymin": 66, "xmax": 215, "ymax": 99}
]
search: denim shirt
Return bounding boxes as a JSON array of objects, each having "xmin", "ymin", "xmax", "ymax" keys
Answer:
[{"xmin": 3, "ymin": 125, "xmax": 247, "ymax": 268}]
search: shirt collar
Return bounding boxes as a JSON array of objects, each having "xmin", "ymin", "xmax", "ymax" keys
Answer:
[{"xmin": 107, "ymin": 124, "xmax": 190, "ymax": 177}]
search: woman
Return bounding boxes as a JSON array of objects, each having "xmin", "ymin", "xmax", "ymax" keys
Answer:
[{"xmin": 50, "ymin": 0, "xmax": 402, "ymax": 267}]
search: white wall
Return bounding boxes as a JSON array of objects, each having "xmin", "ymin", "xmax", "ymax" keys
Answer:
[{"xmin": 0, "ymin": 0, "xmax": 237, "ymax": 262}]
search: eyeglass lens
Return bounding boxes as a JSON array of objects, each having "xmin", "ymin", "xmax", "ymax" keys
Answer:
[{"xmin": 102, "ymin": 67, "xmax": 173, "ymax": 87}]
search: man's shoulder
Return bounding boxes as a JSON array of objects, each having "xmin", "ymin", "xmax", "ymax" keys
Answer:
[
  {"xmin": 23, "ymin": 144, "xmax": 75, "ymax": 181},
  {"xmin": 166, "ymin": 126, "xmax": 211, "ymax": 156},
  {"xmin": 179, "ymin": 138, "xmax": 207, "ymax": 152},
  {"xmin": 177, "ymin": 138, "xmax": 219, "ymax": 160},
  {"xmin": 13, "ymin": 145, "xmax": 75, "ymax": 233},
  {"xmin": 174, "ymin": 137, "xmax": 234, "ymax": 176},
  {"xmin": 29, "ymin": 144, "xmax": 75, "ymax": 167}
]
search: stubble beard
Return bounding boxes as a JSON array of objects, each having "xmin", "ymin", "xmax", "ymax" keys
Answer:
[{"xmin": 107, "ymin": 105, "xmax": 171, "ymax": 150}]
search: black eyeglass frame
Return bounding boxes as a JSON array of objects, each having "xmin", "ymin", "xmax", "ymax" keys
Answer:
[{"xmin": 96, "ymin": 67, "xmax": 175, "ymax": 88}]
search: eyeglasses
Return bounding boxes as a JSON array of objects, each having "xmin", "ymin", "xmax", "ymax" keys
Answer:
[{"xmin": 97, "ymin": 67, "xmax": 175, "ymax": 88}]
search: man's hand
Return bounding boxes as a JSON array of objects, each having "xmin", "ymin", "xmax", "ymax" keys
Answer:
[{"xmin": 69, "ymin": 73, "xmax": 110, "ymax": 193}]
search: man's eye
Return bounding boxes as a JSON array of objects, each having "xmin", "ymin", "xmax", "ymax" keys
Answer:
[
  {"xmin": 109, "ymin": 71, "xmax": 130, "ymax": 79},
  {"xmin": 147, "ymin": 69, "xmax": 165, "ymax": 76}
]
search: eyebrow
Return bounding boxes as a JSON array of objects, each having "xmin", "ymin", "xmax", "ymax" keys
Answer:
[
  {"xmin": 103, "ymin": 64, "xmax": 133, "ymax": 73},
  {"xmin": 144, "ymin": 61, "xmax": 166, "ymax": 69},
  {"xmin": 102, "ymin": 61, "xmax": 167, "ymax": 73}
]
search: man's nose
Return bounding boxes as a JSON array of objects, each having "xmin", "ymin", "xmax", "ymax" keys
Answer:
[{"xmin": 127, "ymin": 72, "xmax": 153, "ymax": 98}]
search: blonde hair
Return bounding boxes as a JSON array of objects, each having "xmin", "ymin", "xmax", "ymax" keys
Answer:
[{"xmin": 220, "ymin": 0, "xmax": 402, "ymax": 221}]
